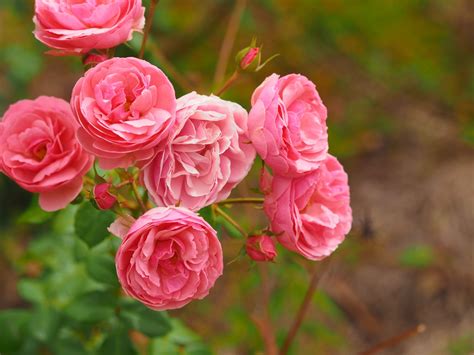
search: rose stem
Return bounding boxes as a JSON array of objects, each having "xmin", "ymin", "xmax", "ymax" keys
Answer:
[
  {"xmin": 115, "ymin": 180, "xmax": 132, "ymax": 189},
  {"xmin": 358, "ymin": 324, "xmax": 427, "ymax": 355},
  {"xmin": 213, "ymin": 205, "xmax": 248, "ymax": 237},
  {"xmin": 139, "ymin": 0, "xmax": 160, "ymax": 59},
  {"xmin": 212, "ymin": 0, "xmax": 247, "ymax": 89},
  {"xmin": 217, "ymin": 197, "xmax": 265, "ymax": 205},
  {"xmin": 131, "ymin": 180, "xmax": 147, "ymax": 213},
  {"xmin": 215, "ymin": 70, "xmax": 239, "ymax": 96},
  {"xmin": 279, "ymin": 259, "xmax": 332, "ymax": 355}
]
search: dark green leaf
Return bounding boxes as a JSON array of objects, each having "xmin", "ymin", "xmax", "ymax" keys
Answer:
[
  {"xmin": 86, "ymin": 253, "xmax": 119, "ymax": 287},
  {"xmin": 98, "ymin": 326, "xmax": 137, "ymax": 355},
  {"xmin": 119, "ymin": 299, "xmax": 171, "ymax": 338},
  {"xmin": 0, "ymin": 309, "xmax": 31, "ymax": 353},
  {"xmin": 17, "ymin": 279, "xmax": 46, "ymax": 305},
  {"xmin": 29, "ymin": 307, "xmax": 60, "ymax": 342},
  {"xmin": 75, "ymin": 203, "xmax": 116, "ymax": 247},
  {"xmin": 148, "ymin": 338, "xmax": 179, "ymax": 355},
  {"xmin": 64, "ymin": 291, "xmax": 116, "ymax": 323}
]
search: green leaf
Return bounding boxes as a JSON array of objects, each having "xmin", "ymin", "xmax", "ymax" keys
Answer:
[
  {"xmin": 64, "ymin": 291, "xmax": 116, "ymax": 323},
  {"xmin": 17, "ymin": 279, "xmax": 47, "ymax": 305},
  {"xmin": 148, "ymin": 338, "xmax": 179, "ymax": 355},
  {"xmin": 119, "ymin": 299, "xmax": 172, "ymax": 338},
  {"xmin": 29, "ymin": 307, "xmax": 60, "ymax": 342},
  {"xmin": 399, "ymin": 245, "xmax": 435, "ymax": 268},
  {"xmin": 75, "ymin": 203, "xmax": 116, "ymax": 247},
  {"xmin": 98, "ymin": 326, "xmax": 137, "ymax": 355},
  {"xmin": 17, "ymin": 196, "xmax": 54, "ymax": 225},
  {"xmin": 73, "ymin": 237, "xmax": 90, "ymax": 262},
  {"xmin": 86, "ymin": 253, "xmax": 119, "ymax": 287},
  {"xmin": 0, "ymin": 309, "xmax": 31, "ymax": 353}
]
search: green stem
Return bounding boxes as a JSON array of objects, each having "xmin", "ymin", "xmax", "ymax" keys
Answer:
[
  {"xmin": 213, "ymin": 205, "xmax": 247, "ymax": 237},
  {"xmin": 139, "ymin": 0, "xmax": 160, "ymax": 59},
  {"xmin": 217, "ymin": 197, "xmax": 264, "ymax": 205},
  {"xmin": 215, "ymin": 70, "xmax": 239, "ymax": 96}
]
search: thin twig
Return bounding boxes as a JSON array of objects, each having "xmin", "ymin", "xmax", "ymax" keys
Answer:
[
  {"xmin": 279, "ymin": 259, "xmax": 332, "ymax": 355},
  {"xmin": 139, "ymin": 0, "xmax": 160, "ymax": 59},
  {"xmin": 215, "ymin": 70, "xmax": 240, "ymax": 96},
  {"xmin": 217, "ymin": 197, "xmax": 265, "ymax": 205},
  {"xmin": 213, "ymin": 205, "xmax": 247, "ymax": 237},
  {"xmin": 213, "ymin": 0, "xmax": 247, "ymax": 88},
  {"xmin": 359, "ymin": 324, "xmax": 427, "ymax": 355},
  {"xmin": 148, "ymin": 40, "xmax": 195, "ymax": 92},
  {"xmin": 131, "ymin": 181, "xmax": 147, "ymax": 213}
]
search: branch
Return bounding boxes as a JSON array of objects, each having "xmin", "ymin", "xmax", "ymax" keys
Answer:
[
  {"xmin": 212, "ymin": 0, "xmax": 247, "ymax": 88},
  {"xmin": 213, "ymin": 205, "xmax": 247, "ymax": 237},
  {"xmin": 217, "ymin": 197, "xmax": 264, "ymax": 205},
  {"xmin": 279, "ymin": 259, "xmax": 332, "ymax": 355},
  {"xmin": 139, "ymin": 0, "xmax": 160, "ymax": 59}
]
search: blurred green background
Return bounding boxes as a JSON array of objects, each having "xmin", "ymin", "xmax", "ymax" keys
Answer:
[{"xmin": 0, "ymin": 0, "xmax": 473, "ymax": 354}]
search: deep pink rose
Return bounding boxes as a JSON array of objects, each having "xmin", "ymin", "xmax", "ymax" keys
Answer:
[
  {"xmin": 262, "ymin": 155, "xmax": 352, "ymax": 260},
  {"xmin": 142, "ymin": 92, "xmax": 256, "ymax": 211},
  {"xmin": 71, "ymin": 57, "xmax": 176, "ymax": 169},
  {"xmin": 34, "ymin": 0, "xmax": 145, "ymax": 54},
  {"xmin": 249, "ymin": 74, "xmax": 328, "ymax": 177},
  {"xmin": 93, "ymin": 183, "xmax": 116, "ymax": 210},
  {"xmin": 115, "ymin": 207, "xmax": 223, "ymax": 310},
  {"xmin": 246, "ymin": 235, "xmax": 277, "ymax": 262},
  {"xmin": 0, "ymin": 97, "xmax": 93, "ymax": 211}
]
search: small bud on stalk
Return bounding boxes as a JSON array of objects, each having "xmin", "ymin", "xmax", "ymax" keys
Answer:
[
  {"xmin": 235, "ymin": 38, "xmax": 279, "ymax": 72},
  {"xmin": 93, "ymin": 183, "xmax": 117, "ymax": 210},
  {"xmin": 246, "ymin": 235, "xmax": 277, "ymax": 262}
]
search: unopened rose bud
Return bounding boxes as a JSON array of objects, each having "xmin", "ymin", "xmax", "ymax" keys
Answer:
[
  {"xmin": 93, "ymin": 183, "xmax": 117, "ymax": 210},
  {"xmin": 82, "ymin": 53, "xmax": 109, "ymax": 67},
  {"xmin": 246, "ymin": 235, "xmax": 277, "ymax": 262},
  {"xmin": 238, "ymin": 47, "xmax": 261, "ymax": 70}
]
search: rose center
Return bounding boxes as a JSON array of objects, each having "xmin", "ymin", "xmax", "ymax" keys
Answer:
[{"xmin": 32, "ymin": 143, "xmax": 48, "ymax": 161}]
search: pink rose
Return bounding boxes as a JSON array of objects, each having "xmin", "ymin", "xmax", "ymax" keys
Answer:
[
  {"xmin": 71, "ymin": 57, "xmax": 176, "ymax": 169},
  {"xmin": 93, "ymin": 183, "xmax": 116, "ymax": 210},
  {"xmin": 246, "ymin": 235, "xmax": 277, "ymax": 262},
  {"xmin": 115, "ymin": 207, "xmax": 223, "ymax": 310},
  {"xmin": 249, "ymin": 74, "xmax": 328, "ymax": 177},
  {"xmin": 34, "ymin": 0, "xmax": 145, "ymax": 54},
  {"xmin": 262, "ymin": 155, "xmax": 352, "ymax": 260},
  {"xmin": 0, "ymin": 97, "xmax": 93, "ymax": 211},
  {"xmin": 142, "ymin": 92, "xmax": 256, "ymax": 211}
]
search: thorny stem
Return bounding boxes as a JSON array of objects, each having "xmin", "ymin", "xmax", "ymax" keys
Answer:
[
  {"xmin": 279, "ymin": 260, "xmax": 332, "ymax": 355},
  {"xmin": 218, "ymin": 197, "xmax": 264, "ymax": 205},
  {"xmin": 215, "ymin": 70, "xmax": 239, "ymax": 96},
  {"xmin": 139, "ymin": 0, "xmax": 160, "ymax": 59},
  {"xmin": 359, "ymin": 324, "xmax": 427, "ymax": 355},
  {"xmin": 213, "ymin": 0, "xmax": 247, "ymax": 88},
  {"xmin": 213, "ymin": 205, "xmax": 247, "ymax": 237}
]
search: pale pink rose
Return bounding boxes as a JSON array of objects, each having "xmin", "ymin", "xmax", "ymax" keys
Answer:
[
  {"xmin": 34, "ymin": 0, "xmax": 145, "ymax": 54},
  {"xmin": 263, "ymin": 155, "xmax": 352, "ymax": 260},
  {"xmin": 0, "ymin": 97, "xmax": 93, "ymax": 211},
  {"xmin": 142, "ymin": 92, "xmax": 256, "ymax": 211},
  {"xmin": 249, "ymin": 74, "xmax": 328, "ymax": 177},
  {"xmin": 245, "ymin": 235, "xmax": 277, "ymax": 262},
  {"xmin": 71, "ymin": 57, "xmax": 176, "ymax": 169},
  {"xmin": 115, "ymin": 207, "xmax": 223, "ymax": 311}
]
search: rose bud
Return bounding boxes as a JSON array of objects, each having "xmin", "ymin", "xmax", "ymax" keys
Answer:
[
  {"xmin": 246, "ymin": 235, "xmax": 277, "ymax": 262},
  {"xmin": 237, "ymin": 46, "xmax": 261, "ymax": 71},
  {"xmin": 93, "ymin": 183, "xmax": 117, "ymax": 210}
]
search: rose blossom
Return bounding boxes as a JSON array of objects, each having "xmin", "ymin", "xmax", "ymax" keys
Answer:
[
  {"xmin": 71, "ymin": 57, "xmax": 176, "ymax": 169},
  {"xmin": 248, "ymin": 73, "xmax": 328, "ymax": 177},
  {"xmin": 34, "ymin": 0, "xmax": 145, "ymax": 54},
  {"xmin": 262, "ymin": 155, "xmax": 352, "ymax": 260},
  {"xmin": 142, "ymin": 92, "xmax": 256, "ymax": 211},
  {"xmin": 0, "ymin": 97, "xmax": 93, "ymax": 211},
  {"xmin": 115, "ymin": 207, "xmax": 223, "ymax": 311},
  {"xmin": 246, "ymin": 235, "xmax": 277, "ymax": 262}
]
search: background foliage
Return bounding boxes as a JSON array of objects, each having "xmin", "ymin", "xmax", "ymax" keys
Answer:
[{"xmin": 0, "ymin": 0, "xmax": 473, "ymax": 354}]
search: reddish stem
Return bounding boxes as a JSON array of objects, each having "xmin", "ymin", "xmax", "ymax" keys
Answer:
[{"xmin": 139, "ymin": 0, "xmax": 160, "ymax": 59}]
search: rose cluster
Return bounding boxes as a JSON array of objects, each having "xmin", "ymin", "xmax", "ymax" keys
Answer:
[{"xmin": 0, "ymin": 0, "xmax": 351, "ymax": 311}]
